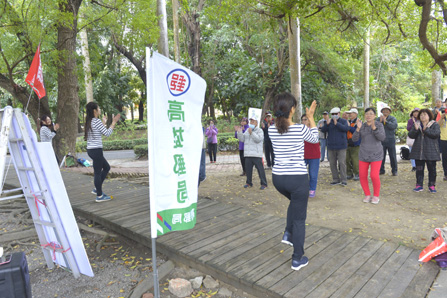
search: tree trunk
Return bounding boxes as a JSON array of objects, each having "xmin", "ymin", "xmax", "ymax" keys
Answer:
[
  {"xmin": 80, "ymin": 25, "xmax": 94, "ymax": 103},
  {"xmin": 364, "ymin": 28, "xmax": 370, "ymax": 108},
  {"xmin": 55, "ymin": 0, "xmax": 82, "ymax": 158},
  {"xmin": 432, "ymin": 69, "xmax": 442, "ymax": 105},
  {"xmin": 181, "ymin": 0, "xmax": 205, "ymax": 76},
  {"xmin": 139, "ymin": 97, "xmax": 145, "ymax": 122},
  {"xmin": 288, "ymin": 16, "xmax": 302, "ymax": 121},
  {"xmin": 130, "ymin": 104, "xmax": 134, "ymax": 122}
]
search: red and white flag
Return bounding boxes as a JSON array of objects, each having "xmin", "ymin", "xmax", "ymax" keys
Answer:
[{"xmin": 25, "ymin": 45, "xmax": 46, "ymax": 99}]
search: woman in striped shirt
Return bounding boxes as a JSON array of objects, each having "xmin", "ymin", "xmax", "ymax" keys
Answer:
[
  {"xmin": 85, "ymin": 102, "xmax": 121, "ymax": 202},
  {"xmin": 268, "ymin": 92, "xmax": 319, "ymax": 271}
]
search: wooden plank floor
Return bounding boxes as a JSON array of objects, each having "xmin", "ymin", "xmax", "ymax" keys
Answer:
[{"xmin": 3, "ymin": 170, "xmax": 439, "ymax": 298}]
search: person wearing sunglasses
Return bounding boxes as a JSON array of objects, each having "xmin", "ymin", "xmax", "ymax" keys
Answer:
[{"xmin": 320, "ymin": 107, "xmax": 350, "ymax": 186}]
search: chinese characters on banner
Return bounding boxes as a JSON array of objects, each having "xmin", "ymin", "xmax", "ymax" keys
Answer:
[{"xmin": 147, "ymin": 51, "xmax": 206, "ymax": 237}]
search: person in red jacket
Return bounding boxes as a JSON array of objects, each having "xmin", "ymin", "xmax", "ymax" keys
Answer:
[{"xmin": 301, "ymin": 114, "xmax": 321, "ymax": 198}]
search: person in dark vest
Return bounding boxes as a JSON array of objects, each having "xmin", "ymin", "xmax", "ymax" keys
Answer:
[{"xmin": 378, "ymin": 105, "xmax": 398, "ymax": 176}]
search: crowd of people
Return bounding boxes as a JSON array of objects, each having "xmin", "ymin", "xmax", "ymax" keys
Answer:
[
  {"xmin": 223, "ymin": 101, "xmax": 447, "ymax": 200},
  {"xmin": 36, "ymin": 98, "xmax": 446, "ymax": 272}
]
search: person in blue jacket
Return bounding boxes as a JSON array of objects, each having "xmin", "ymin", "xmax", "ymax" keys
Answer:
[{"xmin": 320, "ymin": 107, "xmax": 350, "ymax": 186}]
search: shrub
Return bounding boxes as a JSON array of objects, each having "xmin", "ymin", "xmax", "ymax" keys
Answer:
[
  {"xmin": 396, "ymin": 123, "xmax": 407, "ymax": 144},
  {"xmin": 134, "ymin": 144, "xmax": 148, "ymax": 158},
  {"xmin": 76, "ymin": 138, "xmax": 148, "ymax": 152},
  {"xmin": 217, "ymin": 136, "xmax": 239, "ymax": 152}
]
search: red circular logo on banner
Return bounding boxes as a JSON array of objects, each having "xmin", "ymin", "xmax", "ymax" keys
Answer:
[{"xmin": 166, "ymin": 69, "xmax": 191, "ymax": 96}]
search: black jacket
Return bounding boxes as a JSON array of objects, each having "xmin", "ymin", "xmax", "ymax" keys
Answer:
[{"xmin": 408, "ymin": 121, "xmax": 441, "ymax": 161}]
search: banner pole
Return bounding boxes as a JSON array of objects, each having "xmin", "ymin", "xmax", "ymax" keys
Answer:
[
  {"xmin": 152, "ymin": 237, "xmax": 160, "ymax": 298},
  {"xmin": 24, "ymin": 91, "xmax": 33, "ymax": 114}
]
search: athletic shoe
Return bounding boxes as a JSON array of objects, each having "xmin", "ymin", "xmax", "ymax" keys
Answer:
[
  {"xmin": 330, "ymin": 181, "xmax": 340, "ymax": 186},
  {"xmin": 353, "ymin": 175, "xmax": 360, "ymax": 181},
  {"xmin": 291, "ymin": 256, "xmax": 309, "ymax": 271},
  {"xmin": 92, "ymin": 189, "xmax": 107, "ymax": 196},
  {"xmin": 340, "ymin": 182, "xmax": 347, "ymax": 186},
  {"xmin": 429, "ymin": 186, "xmax": 437, "ymax": 193},
  {"xmin": 371, "ymin": 196, "xmax": 380, "ymax": 204},
  {"xmin": 243, "ymin": 184, "xmax": 252, "ymax": 188},
  {"xmin": 96, "ymin": 194, "xmax": 112, "ymax": 203},
  {"xmin": 260, "ymin": 185, "xmax": 267, "ymax": 190},
  {"xmin": 309, "ymin": 190, "xmax": 316, "ymax": 198},
  {"xmin": 347, "ymin": 175, "xmax": 353, "ymax": 180},
  {"xmin": 392, "ymin": 172, "xmax": 398, "ymax": 176},
  {"xmin": 413, "ymin": 185, "xmax": 424, "ymax": 192},
  {"xmin": 363, "ymin": 196, "xmax": 371, "ymax": 203},
  {"xmin": 412, "ymin": 167, "xmax": 417, "ymax": 172},
  {"xmin": 281, "ymin": 230, "xmax": 293, "ymax": 246}
]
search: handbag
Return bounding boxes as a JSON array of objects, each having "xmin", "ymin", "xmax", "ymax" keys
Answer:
[{"xmin": 406, "ymin": 136, "xmax": 414, "ymax": 147}]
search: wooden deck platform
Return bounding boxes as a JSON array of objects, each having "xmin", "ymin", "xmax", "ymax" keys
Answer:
[{"xmin": 3, "ymin": 170, "xmax": 440, "ymax": 297}]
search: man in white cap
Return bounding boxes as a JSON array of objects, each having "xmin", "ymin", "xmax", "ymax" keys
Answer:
[
  {"xmin": 379, "ymin": 105, "xmax": 398, "ymax": 176},
  {"xmin": 237, "ymin": 116, "xmax": 268, "ymax": 189},
  {"xmin": 346, "ymin": 108, "xmax": 360, "ymax": 180},
  {"xmin": 321, "ymin": 107, "xmax": 350, "ymax": 185}
]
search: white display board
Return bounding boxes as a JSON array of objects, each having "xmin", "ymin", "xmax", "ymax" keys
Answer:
[
  {"xmin": 248, "ymin": 107, "xmax": 262, "ymax": 128},
  {"xmin": 6, "ymin": 109, "xmax": 93, "ymax": 277}
]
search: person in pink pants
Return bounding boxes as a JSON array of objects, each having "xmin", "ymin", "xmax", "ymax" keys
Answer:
[{"xmin": 352, "ymin": 107, "xmax": 386, "ymax": 204}]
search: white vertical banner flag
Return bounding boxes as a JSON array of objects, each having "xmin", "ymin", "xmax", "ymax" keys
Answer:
[{"xmin": 147, "ymin": 50, "xmax": 206, "ymax": 238}]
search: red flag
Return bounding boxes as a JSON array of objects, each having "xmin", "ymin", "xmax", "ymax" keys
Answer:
[{"xmin": 25, "ymin": 45, "xmax": 46, "ymax": 99}]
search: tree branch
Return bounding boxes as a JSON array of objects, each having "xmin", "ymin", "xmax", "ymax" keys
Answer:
[{"xmin": 418, "ymin": 0, "xmax": 447, "ymax": 74}]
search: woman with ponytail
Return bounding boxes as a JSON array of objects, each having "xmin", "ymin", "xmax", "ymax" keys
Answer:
[
  {"xmin": 85, "ymin": 102, "xmax": 121, "ymax": 202},
  {"xmin": 268, "ymin": 92, "xmax": 319, "ymax": 271}
]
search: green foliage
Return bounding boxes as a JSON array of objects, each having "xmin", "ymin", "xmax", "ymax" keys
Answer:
[
  {"xmin": 216, "ymin": 136, "xmax": 239, "ymax": 152},
  {"xmin": 396, "ymin": 123, "xmax": 408, "ymax": 144},
  {"xmin": 134, "ymin": 144, "xmax": 148, "ymax": 158},
  {"xmin": 76, "ymin": 138, "xmax": 147, "ymax": 152}
]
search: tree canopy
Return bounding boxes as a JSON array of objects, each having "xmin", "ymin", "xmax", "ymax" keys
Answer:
[{"xmin": 0, "ymin": 0, "xmax": 443, "ymax": 153}]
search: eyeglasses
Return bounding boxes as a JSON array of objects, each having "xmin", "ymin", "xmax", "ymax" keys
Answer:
[{"xmin": 331, "ymin": 113, "xmax": 338, "ymax": 115}]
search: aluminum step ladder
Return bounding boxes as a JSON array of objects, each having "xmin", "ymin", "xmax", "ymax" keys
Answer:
[{"xmin": 0, "ymin": 107, "xmax": 81, "ymax": 278}]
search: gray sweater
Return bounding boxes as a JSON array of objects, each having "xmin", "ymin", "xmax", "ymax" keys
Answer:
[
  {"xmin": 352, "ymin": 121, "xmax": 386, "ymax": 162},
  {"xmin": 237, "ymin": 127, "xmax": 264, "ymax": 158}
]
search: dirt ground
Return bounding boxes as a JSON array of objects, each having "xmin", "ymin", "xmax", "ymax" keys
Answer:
[{"xmin": 198, "ymin": 160, "xmax": 447, "ymax": 250}]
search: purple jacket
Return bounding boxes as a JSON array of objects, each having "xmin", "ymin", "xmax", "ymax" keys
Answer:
[
  {"xmin": 206, "ymin": 126, "xmax": 218, "ymax": 144},
  {"xmin": 407, "ymin": 118, "xmax": 416, "ymax": 132},
  {"xmin": 235, "ymin": 125, "xmax": 249, "ymax": 150}
]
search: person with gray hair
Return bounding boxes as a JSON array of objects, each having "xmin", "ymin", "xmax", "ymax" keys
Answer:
[
  {"xmin": 237, "ymin": 116, "xmax": 267, "ymax": 189},
  {"xmin": 320, "ymin": 107, "xmax": 350, "ymax": 186}
]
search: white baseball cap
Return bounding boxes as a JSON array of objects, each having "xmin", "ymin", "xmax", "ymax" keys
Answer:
[
  {"xmin": 330, "ymin": 107, "xmax": 341, "ymax": 114},
  {"xmin": 349, "ymin": 108, "xmax": 359, "ymax": 114},
  {"xmin": 381, "ymin": 105, "xmax": 391, "ymax": 113}
]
